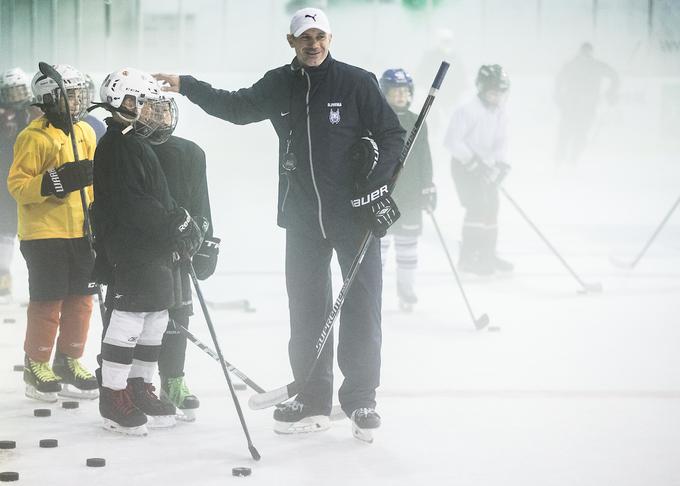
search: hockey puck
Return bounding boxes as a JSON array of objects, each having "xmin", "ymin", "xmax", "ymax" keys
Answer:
[
  {"xmin": 487, "ymin": 326, "xmax": 501, "ymax": 332},
  {"xmin": 12, "ymin": 365, "xmax": 23, "ymax": 372},
  {"xmin": 0, "ymin": 472, "xmax": 19, "ymax": 482},
  {"xmin": 39, "ymin": 439, "xmax": 58, "ymax": 448},
  {"xmin": 234, "ymin": 382, "xmax": 247, "ymax": 391},
  {"xmin": 62, "ymin": 401, "xmax": 79, "ymax": 409},
  {"xmin": 232, "ymin": 467, "xmax": 251, "ymax": 477},
  {"xmin": 86, "ymin": 458, "xmax": 106, "ymax": 467},
  {"xmin": 0, "ymin": 441, "xmax": 16, "ymax": 450},
  {"xmin": 33, "ymin": 408, "xmax": 51, "ymax": 417},
  {"xmin": 2, "ymin": 318, "xmax": 15, "ymax": 324}
]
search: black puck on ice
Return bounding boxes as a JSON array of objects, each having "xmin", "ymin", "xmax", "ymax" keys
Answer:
[
  {"xmin": 33, "ymin": 408, "xmax": 51, "ymax": 417},
  {"xmin": 0, "ymin": 471, "xmax": 19, "ymax": 482},
  {"xmin": 232, "ymin": 467, "xmax": 251, "ymax": 477},
  {"xmin": 0, "ymin": 441, "xmax": 16, "ymax": 450},
  {"xmin": 12, "ymin": 365, "xmax": 23, "ymax": 372},
  {"xmin": 39, "ymin": 439, "xmax": 58, "ymax": 448},
  {"xmin": 62, "ymin": 401, "xmax": 79, "ymax": 409},
  {"xmin": 86, "ymin": 458, "xmax": 106, "ymax": 467},
  {"xmin": 3, "ymin": 318, "xmax": 15, "ymax": 324},
  {"xmin": 487, "ymin": 326, "xmax": 501, "ymax": 332}
]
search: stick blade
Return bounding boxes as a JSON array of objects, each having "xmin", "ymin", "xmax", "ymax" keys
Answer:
[
  {"xmin": 609, "ymin": 255, "xmax": 634, "ymax": 270},
  {"xmin": 474, "ymin": 314, "xmax": 490, "ymax": 331},
  {"xmin": 578, "ymin": 282, "xmax": 604, "ymax": 294},
  {"xmin": 247, "ymin": 382, "xmax": 296, "ymax": 410},
  {"xmin": 249, "ymin": 445, "xmax": 261, "ymax": 461},
  {"xmin": 37, "ymin": 62, "xmax": 63, "ymax": 84}
]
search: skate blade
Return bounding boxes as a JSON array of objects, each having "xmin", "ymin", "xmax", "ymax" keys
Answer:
[
  {"xmin": 176, "ymin": 408, "xmax": 196, "ymax": 422},
  {"xmin": 273, "ymin": 415, "xmax": 330, "ymax": 435},
  {"xmin": 58, "ymin": 384, "xmax": 99, "ymax": 400},
  {"xmin": 147, "ymin": 415, "xmax": 177, "ymax": 428},
  {"xmin": 25, "ymin": 384, "xmax": 59, "ymax": 403},
  {"xmin": 398, "ymin": 301, "xmax": 414, "ymax": 313},
  {"xmin": 102, "ymin": 419, "xmax": 148, "ymax": 436},
  {"xmin": 351, "ymin": 422, "xmax": 374, "ymax": 444}
]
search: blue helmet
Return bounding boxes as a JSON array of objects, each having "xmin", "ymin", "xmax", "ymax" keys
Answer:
[{"xmin": 379, "ymin": 68, "xmax": 414, "ymax": 96}]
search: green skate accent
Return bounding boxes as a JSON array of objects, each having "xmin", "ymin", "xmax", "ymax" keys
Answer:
[
  {"xmin": 27, "ymin": 359, "xmax": 61, "ymax": 384},
  {"xmin": 65, "ymin": 356, "xmax": 95, "ymax": 381},
  {"xmin": 161, "ymin": 376, "xmax": 199, "ymax": 409}
]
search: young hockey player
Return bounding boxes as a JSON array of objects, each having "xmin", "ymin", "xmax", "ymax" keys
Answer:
[
  {"xmin": 92, "ymin": 67, "xmax": 204, "ymax": 435},
  {"xmin": 7, "ymin": 64, "xmax": 99, "ymax": 401},
  {"xmin": 379, "ymin": 68, "xmax": 436, "ymax": 311},
  {"xmin": 147, "ymin": 97, "xmax": 220, "ymax": 421},
  {"xmin": 0, "ymin": 67, "xmax": 40, "ymax": 303},
  {"xmin": 444, "ymin": 64, "xmax": 513, "ymax": 276},
  {"xmin": 155, "ymin": 7, "xmax": 405, "ymax": 442}
]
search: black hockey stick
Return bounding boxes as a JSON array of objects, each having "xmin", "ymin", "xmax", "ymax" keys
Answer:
[
  {"xmin": 188, "ymin": 262, "xmax": 261, "ymax": 461},
  {"xmin": 427, "ymin": 210, "xmax": 490, "ymax": 330},
  {"xmin": 248, "ymin": 61, "xmax": 450, "ymax": 411},
  {"xmin": 205, "ymin": 298, "xmax": 256, "ymax": 313},
  {"xmin": 176, "ymin": 323, "xmax": 347, "ymax": 420},
  {"xmin": 499, "ymin": 186, "xmax": 603, "ymax": 294},
  {"xmin": 37, "ymin": 62, "xmax": 107, "ymax": 320},
  {"xmin": 610, "ymin": 193, "xmax": 680, "ymax": 270}
]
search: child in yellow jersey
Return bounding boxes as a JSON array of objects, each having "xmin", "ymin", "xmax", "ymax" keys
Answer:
[{"xmin": 7, "ymin": 64, "xmax": 98, "ymax": 402}]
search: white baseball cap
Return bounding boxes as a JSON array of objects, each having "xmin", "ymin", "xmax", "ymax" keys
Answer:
[{"xmin": 290, "ymin": 8, "xmax": 332, "ymax": 37}]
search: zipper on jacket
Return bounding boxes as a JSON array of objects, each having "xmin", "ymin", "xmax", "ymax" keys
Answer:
[
  {"xmin": 302, "ymin": 69, "xmax": 327, "ymax": 239},
  {"xmin": 281, "ymin": 174, "xmax": 291, "ymax": 213}
]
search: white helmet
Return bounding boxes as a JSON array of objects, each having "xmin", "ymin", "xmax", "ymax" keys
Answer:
[
  {"xmin": 31, "ymin": 64, "xmax": 89, "ymax": 123},
  {"xmin": 0, "ymin": 67, "xmax": 32, "ymax": 108},
  {"xmin": 99, "ymin": 67, "xmax": 160, "ymax": 123}
]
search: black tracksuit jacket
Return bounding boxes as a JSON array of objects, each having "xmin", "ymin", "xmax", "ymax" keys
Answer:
[{"xmin": 179, "ymin": 54, "xmax": 405, "ymax": 240}]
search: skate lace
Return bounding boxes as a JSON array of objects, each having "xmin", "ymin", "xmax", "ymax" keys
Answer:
[
  {"xmin": 29, "ymin": 360, "xmax": 59, "ymax": 382},
  {"xmin": 67, "ymin": 357, "xmax": 94, "ymax": 381},
  {"xmin": 278, "ymin": 399, "xmax": 304, "ymax": 412},
  {"xmin": 144, "ymin": 383, "xmax": 160, "ymax": 400},
  {"xmin": 113, "ymin": 390, "xmax": 137, "ymax": 416},
  {"xmin": 166, "ymin": 376, "xmax": 191, "ymax": 402},
  {"xmin": 354, "ymin": 407, "xmax": 373, "ymax": 419}
]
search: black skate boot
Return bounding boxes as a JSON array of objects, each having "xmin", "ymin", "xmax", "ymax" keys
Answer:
[
  {"xmin": 99, "ymin": 386, "xmax": 148, "ymax": 436},
  {"xmin": 493, "ymin": 255, "xmax": 514, "ymax": 273},
  {"xmin": 161, "ymin": 375, "xmax": 200, "ymax": 422},
  {"xmin": 52, "ymin": 350, "xmax": 99, "ymax": 400},
  {"xmin": 458, "ymin": 254, "xmax": 494, "ymax": 277},
  {"xmin": 350, "ymin": 407, "xmax": 381, "ymax": 443},
  {"xmin": 23, "ymin": 354, "xmax": 61, "ymax": 402},
  {"xmin": 397, "ymin": 282, "xmax": 418, "ymax": 312},
  {"xmin": 273, "ymin": 397, "xmax": 330, "ymax": 434},
  {"xmin": 127, "ymin": 377, "xmax": 176, "ymax": 428}
]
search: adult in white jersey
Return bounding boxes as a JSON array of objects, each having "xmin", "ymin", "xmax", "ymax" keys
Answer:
[{"xmin": 444, "ymin": 64, "xmax": 513, "ymax": 276}]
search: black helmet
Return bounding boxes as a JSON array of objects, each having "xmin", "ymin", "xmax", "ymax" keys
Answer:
[{"xmin": 476, "ymin": 64, "xmax": 510, "ymax": 93}]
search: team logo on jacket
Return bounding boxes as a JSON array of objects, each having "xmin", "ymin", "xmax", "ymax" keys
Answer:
[{"xmin": 328, "ymin": 102, "xmax": 342, "ymax": 124}]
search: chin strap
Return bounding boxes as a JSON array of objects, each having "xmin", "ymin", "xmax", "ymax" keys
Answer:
[{"xmin": 88, "ymin": 102, "xmax": 138, "ymax": 121}]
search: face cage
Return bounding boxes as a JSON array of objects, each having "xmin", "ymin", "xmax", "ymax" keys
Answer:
[
  {"xmin": 147, "ymin": 98, "xmax": 179, "ymax": 145},
  {"xmin": 134, "ymin": 98, "xmax": 175, "ymax": 140},
  {"xmin": 0, "ymin": 85, "xmax": 31, "ymax": 107},
  {"xmin": 46, "ymin": 86, "xmax": 89, "ymax": 123}
]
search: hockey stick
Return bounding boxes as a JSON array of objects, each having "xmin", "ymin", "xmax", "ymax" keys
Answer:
[
  {"xmin": 188, "ymin": 262, "xmax": 260, "ymax": 461},
  {"xmin": 610, "ymin": 193, "xmax": 680, "ymax": 269},
  {"xmin": 205, "ymin": 297, "xmax": 256, "ymax": 313},
  {"xmin": 248, "ymin": 61, "xmax": 450, "ymax": 411},
  {"xmin": 37, "ymin": 62, "xmax": 107, "ymax": 320},
  {"xmin": 499, "ymin": 186, "xmax": 603, "ymax": 294},
  {"xmin": 427, "ymin": 210, "xmax": 490, "ymax": 330},
  {"xmin": 176, "ymin": 323, "xmax": 346, "ymax": 420}
]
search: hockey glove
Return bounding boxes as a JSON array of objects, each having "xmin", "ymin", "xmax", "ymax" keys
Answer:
[
  {"xmin": 170, "ymin": 208, "xmax": 204, "ymax": 260},
  {"xmin": 349, "ymin": 136, "xmax": 380, "ymax": 185},
  {"xmin": 40, "ymin": 159, "xmax": 93, "ymax": 199},
  {"xmin": 351, "ymin": 184, "xmax": 400, "ymax": 238},
  {"xmin": 193, "ymin": 236, "xmax": 221, "ymax": 280},
  {"xmin": 421, "ymin": 183, "xmax": 437, "ymax": 212},
  {"xmin": 486, "ymin": 161, "xmax": 511, "ymax": 186}
]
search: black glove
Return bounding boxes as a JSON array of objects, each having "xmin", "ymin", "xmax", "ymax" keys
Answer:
[
  {"xmin": 486, "ymin": 161, "xmax": 511, "ymax": 186},
  {"xmin": 349, "ymin": 136, "xmax": 380, "ymax": 186},
  {"xmin": 421, "ymin": 183, "xmax": 437, "ymax": 212},
  {"xmin": 170, "ymin": 208, "xmax": 204, "ymax": 259},
  {"xmin": 193, "ymin": 236, "xmax": 220, "ymax": 280},
  {"xmin": 351, "ymin": 184, "xmax": 400, "ymax": 238},
  {"xmin": 40, "ymin": 159, "xmax": 93, "ymax": 198}
]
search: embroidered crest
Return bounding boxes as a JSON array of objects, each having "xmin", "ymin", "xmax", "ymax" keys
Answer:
[{"xmin": 329, "ymin": 107, "xmax": 341, "ymax": 124}]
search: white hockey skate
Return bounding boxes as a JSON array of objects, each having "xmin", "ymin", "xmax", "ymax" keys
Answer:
[
  {"xmin": 350, "ymin": 408, "xmax": 381, "ymax": 444},
  {"xmin": 273, "ymin": 399, "xmax": 330, "ymax": 434}
]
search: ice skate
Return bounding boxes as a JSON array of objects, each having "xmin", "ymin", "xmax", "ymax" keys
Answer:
[
  {"xmin": 23, "ymin": 355, "xmax": 61, "ymax": 402},
  {"xmin": 493, "ymin": 255, "xmax": 514, "ymax": 273},
  {"xmin": 350, "ymin": 407, "xmax": 381, "ymax": 444},
  {"xmin": 127, "ymin": 377, "xmax": 176, "ymax": 428},
  {"xmin": 52, "ymin": 351, "xmax": 99, "ymax": 400},
  {"xmin": 161, "ymin": 375, "xmax": 200, "ymax": 422},
  {"xmin": 458, "ymin": 254, "xmax": 494, "ymax": 277},
  {"xmin": 397, "ymin": 282, "xmax": 418, "ymax": 313},
  {"xmin": 99, "ymin": 386, "xmax": 148, "ymax": 436},
  {"xmin": 273, "ymin": 398, "xmax": 330, "ymax": 434}
]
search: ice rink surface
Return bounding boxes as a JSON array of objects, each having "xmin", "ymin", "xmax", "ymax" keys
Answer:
[{"xmin": 2, "ymin": 70, "xmax": 680, "ymax": 485}]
